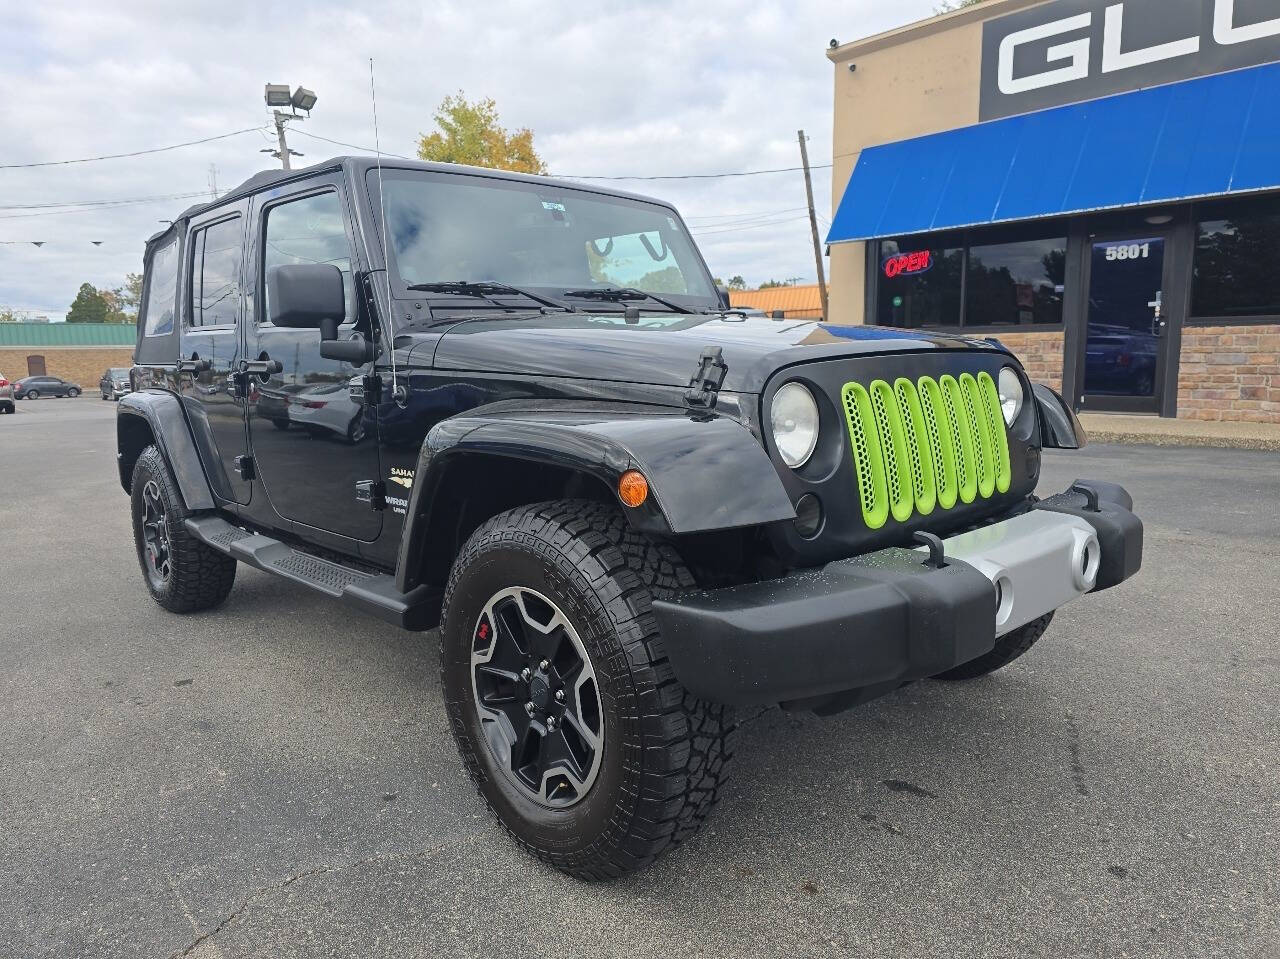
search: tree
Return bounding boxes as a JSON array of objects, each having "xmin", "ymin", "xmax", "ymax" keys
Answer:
[
  {"xmin": 935, "ymin": 0, "xmax": 986, "ymax": 12},
  {"xmin": 66, "ymin": 283, "xmax": 108, "ymax": 324},
  {"xmin": 0, "ymin": 306, "xmax": 19, "ymax": 323},
  {"xmin": 99, "ymin": 288, "xmax": 132, "ymax": 324},
  {"xmin": 122, "ymin": 273, "xmax": 144, "ymax": 312},
  {"xmin": 726, "ymin": 275, "xmax": 747, "ymax": 291},
  {"xmin": 417, "ymin": 93, "xmax": 547, "ymax": 175}
]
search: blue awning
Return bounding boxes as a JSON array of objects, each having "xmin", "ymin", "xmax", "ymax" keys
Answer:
[{"xmin": 827, "ymin": 61, "xmax": 1280, "ymax": 244}]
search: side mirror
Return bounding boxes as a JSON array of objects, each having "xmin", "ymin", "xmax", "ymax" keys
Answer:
[
  {"xmin": 268, "ymin": 264, "xmax": 345, "ymax": 339},
  {"xmin": 268, "ymin": 264, "xmax": 376, "ymax": 364},
  {"xmin": 716, "ymin": 284, "xmax": 732, "ymax": 310}
]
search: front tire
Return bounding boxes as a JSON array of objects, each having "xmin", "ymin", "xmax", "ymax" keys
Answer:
[
  {"xmin": 440, "ymin": 500, "xmax": 734, "ymax": 880},
  {"xmin": 67, "ymin": 388, "xmax": 80, "ymax": 398},
  {"xmin": 934, "ymin": 613, "xmax": 1054, "ymax": 681},
  {"xmin": 130, "ymin": 445, "xmax": 237, "ymax": 613}
]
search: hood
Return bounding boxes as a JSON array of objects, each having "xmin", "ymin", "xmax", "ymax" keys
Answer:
[{"xmin": 421, "ymin": 312, "xmax": 1008, "ymax": 393}]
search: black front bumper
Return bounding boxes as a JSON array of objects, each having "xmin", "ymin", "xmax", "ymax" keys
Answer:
[{"xmin": 653, "ymin": 481, "xmax": 1142, "ymax": 709}]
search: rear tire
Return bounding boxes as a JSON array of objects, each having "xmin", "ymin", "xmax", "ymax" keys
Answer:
[
  {"xmin": 934, "ymin": 613, "xmax": 1054, "ymax": 681},
  {"xmin": 440, "ymin": 500, "xmax": 734, "ymax": 880},
  {"xmin": 130, "ymin": 445, "xmax": 237, "ymax": 613},
  {"xmin": 26, "ymin": 390, "xmax": 38, "ymax": 400}
]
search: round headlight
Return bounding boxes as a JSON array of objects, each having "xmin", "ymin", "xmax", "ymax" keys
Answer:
[
  {"xmin": 998, "ymin": 366, "xmax": 1025, "ymax": 426},
  {"xmin": 770, "ymin": 382, "xmax": 819, "ymax": 469}
]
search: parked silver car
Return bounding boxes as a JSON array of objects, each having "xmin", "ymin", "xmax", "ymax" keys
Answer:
[{"xmin": 100, "ymin": 367, "xmax": 132, "ymax": 401}]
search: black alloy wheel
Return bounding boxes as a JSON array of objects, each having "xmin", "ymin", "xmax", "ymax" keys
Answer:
[
  {"xmin": 471, "ymin": 586, "xmax": 604, "ymax": 808},
  {"xmin": 26, "ymin": 390, "xmax": 38, "ymax": 400},
  {"xmin": 441, "ymin": 500, "xmax": 735, "ymax": 880},
  {"xmin": 130, "ymin": 445, "xmax": 237, "ymax": 613},
  {"xmin": 139, "ymin": 480, "xmax": 171, "ymax": 589}
]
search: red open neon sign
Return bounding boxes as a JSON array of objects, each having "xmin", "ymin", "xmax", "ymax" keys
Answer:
[{"xmin": 882, "ymin": 250, "xmax": 933, "ymax": 279}]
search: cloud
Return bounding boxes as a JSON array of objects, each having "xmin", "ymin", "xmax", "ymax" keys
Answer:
[{"xmin": 0, "ymin": 0, "xmax": 937, "ymax": 318}]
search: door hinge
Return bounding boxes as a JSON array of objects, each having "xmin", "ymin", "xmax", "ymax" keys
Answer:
[
  {"xmin": 356, "ymin": 479, "xmax": 386, "ymax": 510},
  {"xmin": 351, "ymin": 373, "xmax": 382, "ymax": 405},
  {"xmin": 233, "ymin": 454, "xmax": 256, "ymax": 480}
]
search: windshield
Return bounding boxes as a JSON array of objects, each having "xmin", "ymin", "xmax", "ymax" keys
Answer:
[{"xmin": 371, "ymin": 170, "xmax": 717, "ymax": 311}]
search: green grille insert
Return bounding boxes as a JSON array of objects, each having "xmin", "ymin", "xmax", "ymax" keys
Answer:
[
  {"xmin": 841, "ymin": 383, "xmax": 890, "ymax": 530},
  {"xmin": 842, "ymin": 372, "xmax": 1012, "ymax": 528}
]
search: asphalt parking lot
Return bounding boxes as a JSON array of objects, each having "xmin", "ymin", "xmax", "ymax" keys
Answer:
[{"xmin": 2, "ymin": 395, "xmax": 1277, "ymax": 959}]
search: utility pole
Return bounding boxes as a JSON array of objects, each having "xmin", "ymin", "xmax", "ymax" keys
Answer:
[
  {"xmin": 797, "ymin": 130, "xmax": 829, "ymax": 321},
  {"xmin": 272, "ymin": 110, "xmax": 294, "ymax": 170}
]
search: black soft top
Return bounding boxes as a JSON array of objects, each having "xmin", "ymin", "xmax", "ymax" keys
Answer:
[{"xmin": 145, "ymin": 156, "xmax": 671, "ymax": 248}]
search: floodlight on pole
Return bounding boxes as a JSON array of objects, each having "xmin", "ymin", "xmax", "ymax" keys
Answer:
[
  {"xmin": 264, "ymin": 84, "xmax": 292, "ymax": 107},
  {"xmin": 291, "ymin": 87, "xmax": 317, "ymax": 113}
]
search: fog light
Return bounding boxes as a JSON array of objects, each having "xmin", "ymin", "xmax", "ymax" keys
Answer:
[{"xmin": 794, "ymin": 494, "xmax": 823, "ymax": 538}]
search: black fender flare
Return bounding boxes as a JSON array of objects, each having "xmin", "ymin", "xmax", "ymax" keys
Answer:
[
  {"xmin": 116, "ymin": 390, "xmax": 215, "ymax": 511},
  {"xmin": 1033, "ymin": 383, "xmax": 1087, "ymax": 450},
  {"xmin": 395, "ymin": 407, "xmax": 796, "ymax": 593}
]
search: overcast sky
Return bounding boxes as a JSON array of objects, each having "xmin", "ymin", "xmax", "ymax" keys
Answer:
[{"xmin": 0, "ymin": 0, "xmax": 940, "ymax": 320}]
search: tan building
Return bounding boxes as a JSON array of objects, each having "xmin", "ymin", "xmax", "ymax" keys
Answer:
[
  {"xmin": 0, "ymin": 323, "xmax": 135, "ymax": 387},
  {"xmin": 826, "ymin": 0, "xmax": 1280, "ymax": 421}
]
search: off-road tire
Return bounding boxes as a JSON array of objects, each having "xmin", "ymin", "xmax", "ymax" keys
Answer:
[
  {"xmin": 130, "ymin": 445, "xmax": 236, "ymax": 613},
  {"xmin": 934, "ymin": 612, "xmax": 1054, "ymax": 681},
  {"xmin": 440, "ymin": 499, "xmax": 734, "ymax": 880}
]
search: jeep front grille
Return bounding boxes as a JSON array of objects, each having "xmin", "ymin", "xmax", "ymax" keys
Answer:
[{"xmin": 841, "ymin": 373, "xmax": 1011, "ymax": 530}]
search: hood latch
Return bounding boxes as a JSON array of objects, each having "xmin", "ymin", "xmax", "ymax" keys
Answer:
[{"xmin": 684, "ymin": 346, "xmax": 728, "ymax": 412}]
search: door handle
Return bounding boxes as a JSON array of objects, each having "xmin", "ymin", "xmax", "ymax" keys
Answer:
[
  {"xmin": 240, "ymin": 356, "xmax": 283, "ymax": 376},
  {"xmin": 177, "ymin": 354, "xmax": 211, "ymax": 373}
]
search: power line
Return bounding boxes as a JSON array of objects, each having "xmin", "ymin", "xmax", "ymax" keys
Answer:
[
  {"xmin": 684, "ymin": 206, "xmax": 807, "ymax": 223},
  {"xmin": 691, "ymin": 214, "xmax": 812, "ymax": 237},
  {"xmin": 291, "ymin": 128, "xmax": 413, "ymax": 160},
  {"xmin": 559, "ymin": 164, "xmax": 833, "ymax": 181},
  {"xmin": 294, "ymin": 129, "xmax": 832, "ymax": 181},
  {"xmin": 0, "ymin": 191, "xmax": 208, "ymax": 212},
  {"xmin": 0, "ymin": 127, "xmax": 269, "ymax": 170}
]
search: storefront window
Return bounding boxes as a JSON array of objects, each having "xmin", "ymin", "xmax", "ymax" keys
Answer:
[
  {"xmin": 1193, "ymin": 197, "xmax": 1280, "ymax": 320},
  {"xmin": 876, "ymin": 240, "xmax": 962, "ymax": 328},
  {"xmin": 876, "ymin": 231, "xmax": 1065, "ymax": 330},
  {"xmin": 966, "ymin": 238, "xmax": 1065, "ymax": 326}
]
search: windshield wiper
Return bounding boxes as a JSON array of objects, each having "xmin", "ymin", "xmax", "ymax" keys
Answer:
[
  {"xmin": 406, "ymin": 280, "xmax": 576, "ymax": 313},
  {"xmin": 562, "ymin": 286, "xmax": 695, "ymax": 314}
]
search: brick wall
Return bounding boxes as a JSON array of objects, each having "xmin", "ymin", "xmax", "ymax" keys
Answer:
[
  {"xmin": 1177, "ymin": 326, "xmax": 1280, "ymax": 423},
  {"xmin": 0, "ymin": 348, "xmax": 135, "ymax": 389},
  {"xmin": 991, "ymin": 330, "xmax": 1065, "ymax": 392}
]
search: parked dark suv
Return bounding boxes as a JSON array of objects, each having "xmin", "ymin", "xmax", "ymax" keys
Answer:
[
  {"xmin": 117, "ymin": 157, "xmax": 1142, "ymax": 880},
  {"xmin": 15, "ymin": 375, "xmax": 81, "ymax": 399}
]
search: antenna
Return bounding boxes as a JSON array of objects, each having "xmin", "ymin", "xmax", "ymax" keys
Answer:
[{"xmin": 369, "ymin": 57, "xmax": 403, "ymax": 405}]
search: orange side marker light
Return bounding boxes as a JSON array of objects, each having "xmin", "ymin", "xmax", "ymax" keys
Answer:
[{"xmin": 618, "ymin": 470, "xmax": 649, "ymax": 508}]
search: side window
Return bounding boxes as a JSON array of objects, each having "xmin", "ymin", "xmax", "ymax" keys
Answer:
[
  {"xmin": 142, "ymin": 236, "xmax": 180, "ymax": 336},
  {"xmin": 189, "ymin": 216, "xmax": 243, "ymax": 328},
  {"xmin": 263, "ymin": 191, "xmax": 356, "ymax": 325}
]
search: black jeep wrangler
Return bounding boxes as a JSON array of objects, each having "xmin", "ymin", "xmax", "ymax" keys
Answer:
[{"xmin": 119, "ymin": 157, "xmax": 1142, "ymax": 879}]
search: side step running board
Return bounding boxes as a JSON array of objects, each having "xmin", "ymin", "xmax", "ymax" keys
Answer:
[{"xmin": 185, "ymin": 515, "xmax": 441, "ymax": 630}]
